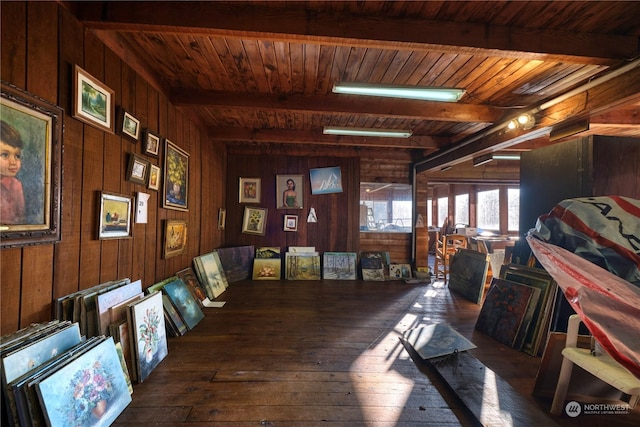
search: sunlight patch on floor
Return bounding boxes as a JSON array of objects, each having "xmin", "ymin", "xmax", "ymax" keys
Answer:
[
  {"xmin": 480, "ymin": 365, "xmax": 514, "ymax": 426},
  {"xmin": 348, "ymin": 310, "xmax": 420, "ymax": 424}
]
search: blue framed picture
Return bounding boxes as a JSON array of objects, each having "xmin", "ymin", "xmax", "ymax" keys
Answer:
[{"xmin": 309, "ymin": 166, "xmax": 343, "ymax": 194}]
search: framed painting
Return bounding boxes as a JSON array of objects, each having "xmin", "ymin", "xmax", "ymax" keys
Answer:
[
  {"xmin": 142, "ymin": 129, "xmax": 160, "ymax": 157},
  {"xmin": 126, "ymin": 153, "xmax": 150, "ymax": 186},
  {"xmin": 276, "ymin": 174, "xmax": 303, "ymax": 209},
  {"xmin": 72, "ymin": 64, "xmax": 114, "ymax": 133},
  {"xmin": 242, "ymin": 206, "xmax": 268, "ymax": 235},
  {"xmin": 35, "ymin": 337, "xmax": 132, "ymax": 427},
  {"xmin": 239, "ymin": 177, "xmax": 261, "ymax": 203},
  {"xmin": 252, "ymin": 258, "xmax": 282, "ymax": 280},
  {"xmin": 284, "ymin": 214, "xmax": 298, "ymax": 231},
  {"xmin": 0, "ymin": 81, "xmax": 63, "ymax": 248},
  {"xmin": 129, "ymin": 291, "xmax": 168, "ymax": 382},
  {"xmin": 163, "ymin": 219, "xmax": 188, "ymax": 258},
  {"xmin": 119, "ymin": 109, "xmax": 140, "ymax": 141},
  {"xmin": 162, "ymin": 139, "xmax": 189, "ymax": 211},
  {"xmin": 217, "ymin": 208, "xmax": 226, "ymax": 230},
  {"xmin": 322, "ymin": 252, "xmax": 357, "ymax": 280},
  {"xmin": 148, "ymin": 164, "xmax": 161, "ymax": 191},
  {"xmin": 309, "ymin": 166, "xmax": 343, "ymax": 194},
  {"xmin": 98, "ymin": 192, "xmax": 133, "ymax": 240}
]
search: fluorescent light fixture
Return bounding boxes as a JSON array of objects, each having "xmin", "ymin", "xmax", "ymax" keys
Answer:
[
  {"xmin": 332, "ymin": 82, "xmax": 465, "ymax": 102},
  {"xmin": 323, "ymin": 126, "xmax": 412, "ymax": 138},
  {"xmin": 473, "ymin": 153, "xmax": 493, "ymax": 167},
  {"xmin": 492, "ymin": 154, "xmax": 521, "ymax": 160}
]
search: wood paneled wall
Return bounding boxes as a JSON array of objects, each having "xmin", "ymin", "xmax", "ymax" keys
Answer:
[
  {"xmin": 0, "ymin": 2, "xmax": 225, "ymax": 334},
  {"xmin": 224, "ymin": 145, "xmax": 417, "ymax": 263},
  {"xmin": 224, "ymin": 148, "xmax": 360, "ymax": 253}
]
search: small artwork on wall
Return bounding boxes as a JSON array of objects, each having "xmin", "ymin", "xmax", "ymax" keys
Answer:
[
  {"xmin": 143, "ymin": 129, "xmax": 160, "ymax": 157},
  {"xmin": 239, "ymin": 177, "xmax": 260, "ymax": 203},
  {"xmin": 276, "ymin": 174, "xmax": 303, "ymax": 209},
  {"xmin": 284, "ymin": 214, "xmax": 298, "ymax": 232},
  {"xmin": 309, "ymin": 166, "xmax": 343, "ymax": 194},
  {"xmin": 119, "ymin": 109, "xmax": 140, "ymax": 142}
]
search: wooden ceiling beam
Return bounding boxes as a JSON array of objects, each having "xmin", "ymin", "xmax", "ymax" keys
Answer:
[
  {"xmin": 75, "ymin": 2, "xmax": 637, "ymax": 65},
  {"xmin": 172, "ymin": 89, "xmax": 503, "ymax": 123},
  {"xmin": 208, "ymin": 127, "xmax": 442, "ymax": 149}
]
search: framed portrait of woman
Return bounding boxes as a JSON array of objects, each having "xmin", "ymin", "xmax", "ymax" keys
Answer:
[
  {"xmin": 276, "ymin": 174, "xmax": 303, "ymax": 209},
  {"xmin": 1, "ymin": 81, "xmax": 63, "ymax": 248}
]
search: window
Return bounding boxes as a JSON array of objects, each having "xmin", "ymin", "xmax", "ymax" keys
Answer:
[
  {"xmin": 477, "ymin": 189, "xmax": 499, "ymax": 231},
  {"xmin": 360, "ymin": 182, "xmax": 412, "ymax": 232},
  {"xmin": 508, "ymin": 188, "xmax": 520, "ymax": 232},
  {"xmin": 455, "ymin": 193, "xmax": 469, "ymax": 228},
  {"xmin": 427, "ymin": 199, "xmax": 433, "ymax": 227},
  {"xmin": 437, "ymin": 196, "xmax": 448, "ymax": 228}
]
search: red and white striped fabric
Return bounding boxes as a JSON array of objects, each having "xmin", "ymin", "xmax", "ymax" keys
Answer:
[
  {"xmin": 527, "ymin": 236, "xmax": 640, "ymax": 379},
  {"xmin": 527, "ymin": 196, "xmax": 640, "ymax": 379},
  {"xmin": 533, "ymin": 196, "xmax": 640, "ymax": 286}
]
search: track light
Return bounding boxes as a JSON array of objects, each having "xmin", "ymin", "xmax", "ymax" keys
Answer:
[{"xmin": 507, "ymin": 113, "xmax": 536, "ymax": 131}]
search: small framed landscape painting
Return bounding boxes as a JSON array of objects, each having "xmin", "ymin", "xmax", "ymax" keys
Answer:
[
  {"xmin": 72, "ymin": 64, "xmax": 114, "ymax": 133},
  {"xmin": 119, "ymin": 109, "xmax": 140, "ymax": 141}
]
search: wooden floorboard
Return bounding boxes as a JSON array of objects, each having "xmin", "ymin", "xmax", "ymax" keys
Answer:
[{"xmin": 113, "ymin": 278, "xmax": 640, "ymax": 426}]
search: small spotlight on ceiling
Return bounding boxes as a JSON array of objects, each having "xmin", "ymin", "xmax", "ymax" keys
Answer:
[{"xmin": 507, "ymin": 113, "xmax": 536, "ymax": 131}]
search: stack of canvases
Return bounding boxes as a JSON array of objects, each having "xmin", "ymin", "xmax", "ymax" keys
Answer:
[
  {"xmin": 1, "ymin": 321, "xmax": 132, "ymax": 426},
  {"xmin": 474, "ymin": 263, "xmax": 558, "ymax": 356},
  {"xmin": 360, "ymin": 251, "xmax": 391, "ymax": 281},
  {"xmin": 144, "ymin": 276, "xmax": 204, "ymax": 340}
]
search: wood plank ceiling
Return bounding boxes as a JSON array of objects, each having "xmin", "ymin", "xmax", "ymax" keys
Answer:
[{"xmin": 73, "ymin": 1, "xmax": 640, "ymax": 172}]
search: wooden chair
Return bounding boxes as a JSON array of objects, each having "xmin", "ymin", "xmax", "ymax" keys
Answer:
[
  {"xmin": 433, "ymin": 234, "xmax": 468, "ymax": 282},
  {"xmin": 550, "ymin": 314, "xmax": 640, "ymax": 415}
]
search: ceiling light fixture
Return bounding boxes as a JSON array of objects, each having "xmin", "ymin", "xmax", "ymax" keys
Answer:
[
  {"xmin": 332, "ymin": 82, "xmax": 465, "ymax": 102},
  {"xmin": 472, "ymin": 153, "xmax": 493, "ymax": 167},
  {"xmin": 323, "ymin": 126, "xmax": 412, "ymax": 138},
  {"xmin": 507, "ymin": 113, "xmax": 536, "ymax": 131},
  {"xmin": 492, "ymin": 154, "xmax": 521, "ymax": 160},
  {"xmin": 440, "ymin": 165, "xmax": 452, "ymax": 172}
]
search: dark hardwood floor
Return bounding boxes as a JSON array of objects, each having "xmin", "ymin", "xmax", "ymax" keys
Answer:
[{"xmin": 113, "ymin": 278, "xmax": 640, "ymax": 426}]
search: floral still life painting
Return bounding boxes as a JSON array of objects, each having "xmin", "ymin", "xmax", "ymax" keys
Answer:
[
  {"xmin": 35, "ymin": 337, "xmax": 132, "ymax": 427},
  {"xmin": 162, "ymin": 139, "xmax": 189, "ymax": 211},
  {"xmin": 131, "ymin": 291, "xmax": 168, "ymax": 382}
]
